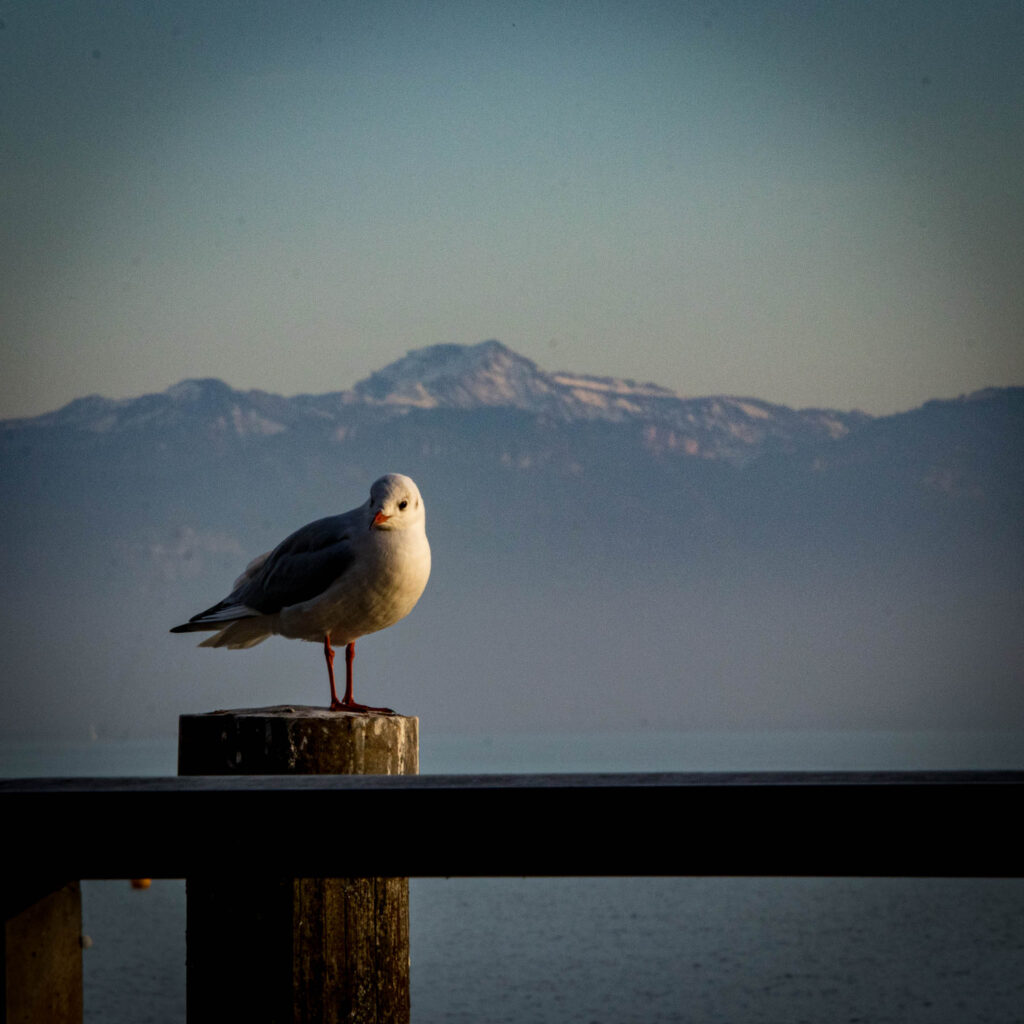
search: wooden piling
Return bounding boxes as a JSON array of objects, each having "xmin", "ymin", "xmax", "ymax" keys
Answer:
[
  {"xmin": 2, "ymin": 881, "xmax": 83, "ymax": 1024},
  {"xmin": 178, "ymin": 706, "xmax": 418, "ymax": 1024}
]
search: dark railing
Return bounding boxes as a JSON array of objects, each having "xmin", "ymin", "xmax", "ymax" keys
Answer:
[
  {"xmin": 4, "ymin": 770, "xmax": 1022, "ymax": 879},
  {"xmin": 4, "ymin": 770, "xmax": 1021, "ymax": 1023}
]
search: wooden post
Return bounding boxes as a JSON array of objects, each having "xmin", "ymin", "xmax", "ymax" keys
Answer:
[
  {"xmin": 178, "ymin": 706, "xmax": 418, "ymax": 1024},
  {"xmin": 2, "ymin": 881, "xmax": 83, "ymax": 1024}
]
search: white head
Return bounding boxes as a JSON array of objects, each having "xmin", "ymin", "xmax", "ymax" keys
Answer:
[{"xmin": 367, "ymin": 473, "xmax": 426, "ymax": 531}]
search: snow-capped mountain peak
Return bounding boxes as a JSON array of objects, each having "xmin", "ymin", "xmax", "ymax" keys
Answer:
[
  {"xmin": 353, "ymin": 340, "xmax": 553, "ymax": 410},
  {"xmin": 353, "ymin": 339, "xmax": 682, "ymax": 418},
  {"xmin": 345, "ymin": 340, "xmax": 866, "ymax": 459}
]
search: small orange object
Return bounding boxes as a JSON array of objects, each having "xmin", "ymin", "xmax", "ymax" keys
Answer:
[{"xmin": 130, "ymin": 878, "xmax": 152, "ymax": 889}]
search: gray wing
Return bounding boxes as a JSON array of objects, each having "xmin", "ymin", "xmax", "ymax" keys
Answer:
[
  {"xmin": 236, "ymin": 512, "xmax": 360, "ymax": 614},
  {"xmin": 177, "ymin": 511, "xmax": 360, "ymax": 627}
]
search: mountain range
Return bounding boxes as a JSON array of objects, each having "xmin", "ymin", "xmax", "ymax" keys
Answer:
[
  {"xmin": 2, "ymin": 340, "xmax": 1021, "ymax": 743},
  {"xmin": 10, "ymin": 339, "xmax": 867, "ymax": 463}
]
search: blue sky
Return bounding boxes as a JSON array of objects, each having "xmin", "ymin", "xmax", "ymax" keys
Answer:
[{"xmin": 2, "ymin": 0, "xmax": 1021, "ymax": 418}]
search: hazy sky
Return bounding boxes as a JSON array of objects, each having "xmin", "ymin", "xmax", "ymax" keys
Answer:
[{"xmin": 2, "ymin": 0, "xmax": 1021, "ymax": 419}]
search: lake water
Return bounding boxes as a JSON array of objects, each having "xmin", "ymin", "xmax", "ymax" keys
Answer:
[{"xmin": 4, "ymin": 729, "xmax": 1023, "ymax": 1023}]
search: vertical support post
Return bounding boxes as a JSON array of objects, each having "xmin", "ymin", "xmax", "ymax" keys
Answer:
[
  {"xmin": 178, "ymin": 706, "xmax": 418, "ymax": 1024},
  {"xmin": 2, "ymin": 881, "xmax": 83, "ymax": 1024}
]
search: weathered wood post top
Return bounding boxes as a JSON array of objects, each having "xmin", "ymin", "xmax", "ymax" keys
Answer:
[{"xmin": 178, "ymin": 704, "xmax": 419, "ymax": 776}]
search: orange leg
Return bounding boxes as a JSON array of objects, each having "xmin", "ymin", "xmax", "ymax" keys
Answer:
[
  {"xmin": 325, "ymin": 635, "xmax": 394, "ymax": 715},
  {"xmin": 324, "ymin": 636, "xmax": 340, "ymax": 707}
]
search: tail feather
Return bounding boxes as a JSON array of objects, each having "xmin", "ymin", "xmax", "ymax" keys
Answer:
[
  {"xmin": 197, "ymin": 618, "xmax": 273, "ymax": 650},
  {"xmin": 170, "ymin": 601, "xmax": 261, "ymax": 634}
]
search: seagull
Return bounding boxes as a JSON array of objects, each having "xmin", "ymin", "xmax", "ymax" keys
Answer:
[{"xmin": 170, "ymin": 473, "xmax": 431, "ymax": 714}]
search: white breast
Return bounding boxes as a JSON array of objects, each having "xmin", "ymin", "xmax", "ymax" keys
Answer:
[{"xmin": 277, "ymin": 525, "xmax": 431, "ymax": 645}]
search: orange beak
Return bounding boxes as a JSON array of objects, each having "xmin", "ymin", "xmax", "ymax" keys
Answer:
[{"xmin": 372, "ymin": 509, "xmax": 390, "ymax": 528}]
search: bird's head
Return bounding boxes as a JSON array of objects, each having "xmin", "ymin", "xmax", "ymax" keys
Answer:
[{"xmin": 367, "ymin": 473, "xmax": 426, "ymax": 531}]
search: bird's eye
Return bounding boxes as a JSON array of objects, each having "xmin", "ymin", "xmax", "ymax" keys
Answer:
[{"xmin": 398, "ymin": 500, "xmax": 408, "ymax": 511}]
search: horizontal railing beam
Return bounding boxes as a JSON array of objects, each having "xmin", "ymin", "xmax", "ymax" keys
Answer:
[{"xmin": 2, "ymin": 771, "xmax": 1021, "ymax": 879}]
